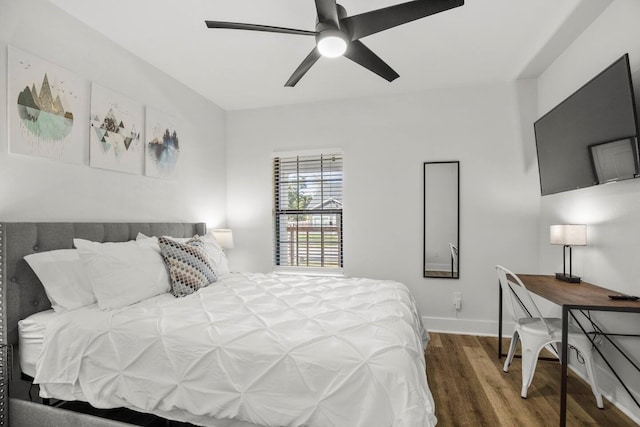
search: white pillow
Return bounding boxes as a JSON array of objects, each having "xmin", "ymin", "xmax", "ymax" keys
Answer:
[
  {"xmin": 200, "ymin": 233, "xmax": 230, "ymax": 276},
  {"xmin": 136, "ymin": 232, "xmax": 193, "ymax": 249},
  {"xmin": 137, "ymin": 232, "xmax": 230, "ymax": 276},
  {"xmin": 136, "ymin": 232, "xmax": 151, "ymax": 240},
  {"xmin": 73, "ymin": 238, "xmax": 171, "ymax": 310},
  {"xmin": 24, "ymin": 249, "xmax": 95, "ymax": 312}
]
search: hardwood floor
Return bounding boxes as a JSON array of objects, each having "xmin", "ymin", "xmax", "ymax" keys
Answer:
[{"xmin": 425, "ymin": 333, "xmax": 638, "ymax": 427}]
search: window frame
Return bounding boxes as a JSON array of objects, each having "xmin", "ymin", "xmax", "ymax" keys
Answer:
[{"xmin": 272, "ymin": 150, "xmax": 344, "ymax": 275}]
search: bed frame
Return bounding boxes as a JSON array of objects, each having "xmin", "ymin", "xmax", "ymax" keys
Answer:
[{"xmin": 0, "ymin": 222, "xmax": 206, "ymax": 424}]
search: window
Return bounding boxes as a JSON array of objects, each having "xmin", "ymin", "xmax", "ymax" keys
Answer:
[{"xmin": 273, "ymin": 152, "xmax": 343, "ymax": 272}]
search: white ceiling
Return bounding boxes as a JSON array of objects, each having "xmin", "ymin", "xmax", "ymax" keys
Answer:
[{"xmin": 46, "ymin": 0, "xmax": 612, "ymax": 111}]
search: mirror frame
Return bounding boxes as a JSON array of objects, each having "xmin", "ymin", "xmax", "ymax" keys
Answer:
[
  {"xmin": 423, "ymin": 161, "xmax": 460, "ymax": 279},
  {"xmin": 0, "ymin": 223, "xmax": 6, "ymax": 424}
]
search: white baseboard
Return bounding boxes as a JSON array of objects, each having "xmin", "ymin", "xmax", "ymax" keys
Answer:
[
  {"xmin": 572, "ymin": 362, "xmax": 640, "ymax": 424},
  {"xmin": 423, "ymin": 315, "xmax": 510, "ymax": 336},
  {"xmin": 424, "ymin": 315, "xmax": 640, "ymax": 424}
]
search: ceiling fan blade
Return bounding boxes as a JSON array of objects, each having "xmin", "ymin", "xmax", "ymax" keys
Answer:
[
  {"xmin": 341, "ymin": 0, "xmax": 464, "ymax": 41},
  {"xmin": 285, "ymin": 48, "xmax": 322, "ymax": 87},
  {"xmin": 205, "ymin": 21, "xmax": 315, "ymax": 36},
  {"xmin": 315, "ymin": 0, "xmax": 340, "ymax": 28},
  {"xmin": 343, "ymin": 40, "xmax": 399, "ymax": 82}
]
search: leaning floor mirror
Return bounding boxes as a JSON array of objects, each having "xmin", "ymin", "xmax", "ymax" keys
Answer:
[{"xmin": 423, "ymin": 161, "xmax": 459, "ymax": 278}]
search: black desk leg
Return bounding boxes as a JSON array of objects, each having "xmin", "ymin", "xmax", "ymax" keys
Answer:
[
  {"xmin": 560, "ymin": 306, "xmax": 569, "ymax": 427},
  {"xmin": 498, "ymin": 282, "xmax": 503, "ymax": 359}
]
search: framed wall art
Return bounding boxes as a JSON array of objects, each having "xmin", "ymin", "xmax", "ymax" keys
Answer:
[
  {"xmin": 89, "ymin": 83, "xmax": 144, "ymax": 175},
  {"xmin": 145, "ymin": 107, "xmax": 180, "ymax": 178},
  {"xmin": 8, "ymin": 46, "xmax": 88, "ymax": 164}
]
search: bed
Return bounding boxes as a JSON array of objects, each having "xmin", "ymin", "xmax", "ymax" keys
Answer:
[{"xmin": 2, "ymin": 222, "xmax": 437, "ymax": 427}]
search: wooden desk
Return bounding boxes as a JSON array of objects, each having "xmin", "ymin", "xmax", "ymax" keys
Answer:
[{"xmin": 497, "ymin": 274, "xmax": 640, "ymax": 427}]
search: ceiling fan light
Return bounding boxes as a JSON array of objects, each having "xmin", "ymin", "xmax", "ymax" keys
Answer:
[{"xmin": 317, "ymin": 32, "xmax": 347, "ymax": 58}]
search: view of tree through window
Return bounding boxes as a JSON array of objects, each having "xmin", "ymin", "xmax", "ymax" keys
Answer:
[
  {"xmin": 288, "ymin": 177, "xmax": 312, "ymax": 221},
  {"xmin": 273, "ymin": 153, "xmax": 343, "ymax": 270}
]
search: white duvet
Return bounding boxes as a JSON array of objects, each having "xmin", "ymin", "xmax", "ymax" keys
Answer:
[{"xmin": 35, "ymin": 273, "xmax": 436, "ymax": 427}]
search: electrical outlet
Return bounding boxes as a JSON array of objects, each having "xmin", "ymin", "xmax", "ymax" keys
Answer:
[{"xmin": 453, "ymin": 292, "xmax": 462, "ymax": 310}]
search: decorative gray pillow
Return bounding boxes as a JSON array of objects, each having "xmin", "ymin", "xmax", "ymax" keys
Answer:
[{"xmin": 158, "ymin": 236, "xmax": 217, "ymax": 297}]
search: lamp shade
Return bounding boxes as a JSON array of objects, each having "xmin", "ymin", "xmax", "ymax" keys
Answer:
[
  {"xmin": 211, "ymin": 229, "xmax": 234, "ymax": 250},
  {"xmin": 550, "ymin": 224, "xmax": 587, "ymax": 246}
]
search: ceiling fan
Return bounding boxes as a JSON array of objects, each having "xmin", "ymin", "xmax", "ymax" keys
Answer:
[{"xmin": 205, "ymin": 0, "xmax": 464, "ymax": 87}]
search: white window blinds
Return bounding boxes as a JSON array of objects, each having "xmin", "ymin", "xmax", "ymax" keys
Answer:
[{"xmin": 273, "ymin": 153, "xmax": 343, "ymax": 271}]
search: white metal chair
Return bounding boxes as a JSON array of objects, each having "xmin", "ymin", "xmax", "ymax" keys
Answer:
[{"xmin": 496, "ymin": 265, "xmax": 603, "ymax": 408}]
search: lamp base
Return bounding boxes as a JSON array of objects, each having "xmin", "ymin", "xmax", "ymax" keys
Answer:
[{"xmin": 555, "ymin": 273, "xmax": 581, "ymax": 283}]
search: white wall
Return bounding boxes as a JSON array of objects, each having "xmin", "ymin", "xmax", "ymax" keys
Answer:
[
  {"xmin": 0, "ymin": 0, "xmax": 227, "ymax": 225},
  {"xmin": 536, "ymin": 0, "xmax": 640, "ymax": 420},
  {"xmin": 227, "ymin": 81, "xmax": 541, "ymax": 334}
]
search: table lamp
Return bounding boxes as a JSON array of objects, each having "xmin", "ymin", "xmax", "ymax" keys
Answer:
[
  {"xmin": 550, "ymin": 224, "xmax": 586, "ymax": 283},
  {"xmin": 211, "ymin": 229, "xmax": 234, "ymax": 251}
]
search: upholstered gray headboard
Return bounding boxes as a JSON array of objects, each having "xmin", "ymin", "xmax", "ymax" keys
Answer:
[{"xmin": 0, "ymin": 222, "xmax": 206, "ymax": 347}]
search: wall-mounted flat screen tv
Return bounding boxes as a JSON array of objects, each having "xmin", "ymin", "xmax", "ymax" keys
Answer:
[{"xmin": 534, "ymin": 54, "xmax": 640, "ymax": 196}]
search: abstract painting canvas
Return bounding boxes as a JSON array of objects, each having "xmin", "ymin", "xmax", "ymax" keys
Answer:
[
  {"xmin": 8, "ymin": 46, "xmax": 87, "ymax": 164},
  {"xmin": 89, "ymin": 83, "xmax": 144, "ymax": 175},
  {"xmin": 145, "ymin": 107, "xmax": 180, "ymax": 178}
]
